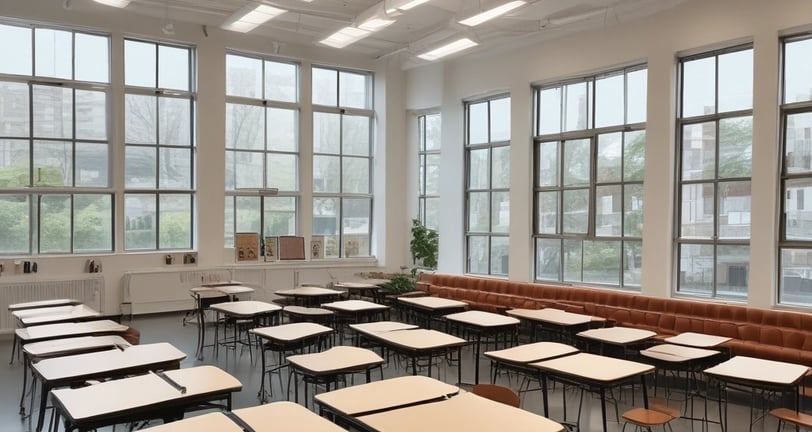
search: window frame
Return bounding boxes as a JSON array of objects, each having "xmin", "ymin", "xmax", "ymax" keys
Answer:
[{"xmin": 418, "ymin": 112, "xmax": 441, "ymax": 231}]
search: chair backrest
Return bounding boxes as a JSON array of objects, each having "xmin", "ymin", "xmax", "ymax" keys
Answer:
[{"xmin": 472, "ymin": 384, "xmax": 520, "ymax": 408}]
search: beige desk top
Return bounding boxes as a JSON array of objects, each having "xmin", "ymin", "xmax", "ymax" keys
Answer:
[
  {"xmin": 50, "ymin": 365, "xmax": 242, "ymax": 422},
  {"xmin": 250, "ymin": 322, "xmax": 334, "ymax": 342},
  {"xmin": 275, "ymin": 287, "xmax": 345, "ymax": 297},
  {"xmin": 17, "ymin": 320, "xmax": 128, "ymax": 341},
  {"xmin": 191, "ymin": 285, "xmax": 255, "ymax": 296},
  {"xmin": 445, "ymin": 310, "xmax": 520, "ymax": 327},
  {"xmin": 398, "ymin": 296, "xmax": 468, "ymax": 310},
  {"xmin": 335, "ymin": 281, "xmax": 381, "ymax": 289},
  {"xmin": 577, "ymin": 327, "xmax": 656, "ymax": 345},
  {"xmin": 369, "ymin": 328, "xmax": 468, "ymax": 350},
  {"xmin": 18, "ymin": 305, "xmax": 101, "ymax": 326},
  {"xmin": 484, "ymin": 342, "xmax": 579, "ymax": 364},
  {"xmin": 209, "ymin": 300, "xmax": 282, "ymax": 317},
  {"xmin": 357, "ymin": 392, "xmax": 564, "ymax": 432},
  {"xmin": 200, "ymin": 280, "xmax": 242, "ymax": 287},
  {"xmin": 665, "ymin": 332, "xmax": 732, "ymax": 348},
  {"xmin": 139, "ymin": 412, "xmax": 241, "ymax": 432},
  {"xmin": 282, "ymin": 305, "xmax": 334, "ymax": 316},
  {"xmin": 531, "ymin": 352, "xmax": 654, "ymax": 383},
  {"xmin": 287, "ymin": 346, "xmax": 383, "ymax": 375},
  {"xmin": 23, "ymin": 335, "xmax": 130, "ymax": 358},
  {"xmin": 13, "ymin": 305, "xmax": 83, "ymax": 320},
  {"xmin": 350, "ymin": 321, "xmax": 419, "ymax": 334},
  {"xmin": 315, "ymin": 375, "xmax": 460, "ymax": 416},
  {"xmin": 507, "ymin": 308, "xmax": 597, "ymax": 326},
  {"xmin": 639, "ymin": 343, "xmax": 720, "ymax": 363},
  {"xmin": 322, "ymin": 299, "xmax": 389, "ymax": 312},
  {"xmin": 704, "ymin": 356, "xmax": 810, "ymax": 386},
  {"xmin": 33, "ymin": 342, "xmax": 186, "ymax": 382},
  {"xmin": 8, "ymin": 298, "xmax": 80, "ymax": 311}
]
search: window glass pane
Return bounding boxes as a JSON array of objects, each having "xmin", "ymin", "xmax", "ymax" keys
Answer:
[
  {"xmin": 491, "ymin": 191, "xmax": 509, "ymax": 233},
  {"xmin": 563, "ymin": 239, "xmax": 582, "ymax": 282},
  {"xmin": 267, "ymin": 107, "xmax": 297, "ymax": 152},
  {"xmin": 537, "ymin": 141, "xmax": 558, "ymax": 187},
  {"xmin": 124, "ymin": 40, "xmax": 156, "ymax": 88},
  {"xmin": 313, "ymin": 197, "xmax": 339, "ymax": 257},
  {"xmin": 0, "ymin": 195, "xmax": 29, "ymax": 253},
  {"xmin": 158, "ymin": 45, "xmax": 189, "ymax": 91},
  {"xmin": 235, "ymin": 196, "xmax": 261, "ymax": 234},
  {"xmin": 75, "ymin": 143, "xmax": 108, "ymax": 187},
  {"xmin": 33, "ymin": 141, "xmax": 72, "ymax": 187},
  {"xmin": 679, "ymin": 243, "xmax": 714, "ymax": 296},
  {"xmin": 717, "ymin": 245, "xmax": 749, "ymax": 298},
  {"xmin": 159, "ymin": 97, "xmax": 191, "ymax": 146},
  {"xmin": 226, "ymin": 54, "xmax": 262, "ymax": 98},
  {"xmin": 467, "ymin": 236, "xmax": 489, "ymax": 274},
  {"xmin": 468, "ymin": 148, "xmax": 489, "ymax": 189},
  {"xmin": 682, "ymin": 57, "xmax": 715, "ymax": 117},
  {"xmin": 75, "ymin": 33, "xmax": 109, "ymax": 83},
  {"xmin": 313, "ymin": 155, "xmax": 339, "ymax": 193},
  {"xmin": 224, "ymin": 197, "xmax": 234, "ymax": 247},
  {"xmin": 33, "ymin": 86, "xmax": 73, "ymax": 139},
  {"xmin": 627, "ymin": 68, "xmax": 647, "ymax": 124},
  {"xmin": 264, "ymin": 196, "xmax": 296, "ymax": 236},
  {"xmin": 267, "ymin": 153, "xmax": 298, "ymax": 192},
  {"xmin": 595, "ymin": 74, "xmax": 624, "ymax": 128},
  {"xmin": 342, "ymin": 157, "xmax": 369, "ymax": 194},
  {"xmin": 624, "ymin": 241, "xmax": 642, "ymax": 287},
  {"xmin": 226, "ymin": 103, "xmax": 263, "ymax": 150},
  {"xmin": 680, "ymin": 183, "xmax": 714, "ymax": 238},
  {"xmin": 159, "ymin": 194, "xmax": 192, "ymax": 249},
  {"xmin": 75, "ymin": 89, "xmax": 107, "ymax": 140},
  {"xmin": 780, "ymin": 248, "xmax": 812, "ymax": 304},
  {"xmin": 468, "ymin": 192, "xmax": 489, "ymax": 232},
  {"xmin": 785, "ymin": 38, "xmax": 812, "ymax": 104},
  {"xmin": 418, "ymin": 154, "xmax": 425, "ymax": 195},
  {"xmin": 489, "ymin": 97, "xmax": 510, "ymax": 142},
  {"xmin": 563, "ymin": 139, "xmax": 590, "ymax": 186},
  {"xmin": 784, "ymin": 112, "xmax": 812, "ymax": 174},
  {"xmin": 39, "ymin": 194, "xmax": 71, "ymax": 253},
  {"xmin": 538, "ymin": 87, "xmax": 561, "ymax": 135},
  {"xmin": 74, "ymin": 194, "xmax": 112, "ymax": 252},
  {"xmin": 425, "ymin": 154, "xmax": 440, "ymax": 195},
  {"xmin": 490, "ymin": 236, "xmax": 509, "ymax": 276},
  {"xmin": 125, "ymin": 146, "xmax": 156, "ymax": 188},
  {"xmin": 342, "ymin": 197, "xmax": 370, "ymax": 257},
  {"xmin": 597, "ymin": 132, "xmax": 622, "ymax": 183},
  {"xmin": 343, "ymin": 115, "xmax": 370, "ymax": 156},
  {"xmin": 313, "ymin": 112, "xmax": 340, "ymax": 154},
  {"xmin": 265, "ymin": 61, "xmax": 297, "ymax": 102},
  {"xmin": 35, "ymin": 29, "xmax": 72, "ymax": 80},
  {"xmin": 0, "ymin": 82, "xmax": 30, "ymax": 136},
  {"xmin": 624, "ymin": 130, "xmax": 646, "ymax": 181},
  {"xmin": 159, "ymin": 147, "xmax": 192, "ymax": 189},
  {"xmin": 681, "ymin": 122, "xmax": 716, "ymax": 180},
  {"xmin": 0, "ymin": 25, "xmax": 32, "ymax": 76},
  {"xmin": 491, "ymin": 146, "xmax": 510, "ymax": 189},
  {"xmin": 583, "ymin": 240, "xmax": 620, "ymax": 285},
  {"xmin": 232, "ymin": 151, "xmax": 263, "ymax": 190},
  {"xmin": 595, "ymin": 185, "xmax": 621, "ymax": 236},
  {"xmin": 536, "ymin": 238, "xmax": 560, "ymax": 281},
  {"xmin": 312, "ymin": 67, "xmax": 337, "ymax": 106},
  {"xmin": 339, "ymin": 71, "xmax": 368, "ymax": 109},
  {"xmin": 124, "ymin": 194, "xmax": 156, "ymax": 250},
  {"xmin": 718, "ymin": 181, "xmax": 751, "ymax": 239},
  {"xmin": 424, "ymin": 197, "xmax": 440, "ymax": 231},
  {"xmin": 718, "ymin": 49, "xmax": 752, "ymax": 113},
  {"xmin": 468, "ymin": 102, "xmax": 488, "ymax": 145},
  {"xmin": 0, "ymin": 140, "xmax": 29, "ymax": 187},
  {"xmin": 125, "ymin": 94, "xmax": 157, "ymax": 144},
  {"xmin": 425, "ymin": 114, "xmax": 441, "ymax": 151},
  {"xmin": 624, "ymin": 184, "xmax": 644, "ymax": 237},
  {"xmin": 537, "ymin": 191, "xmax": 558, "ymax": 234},
  {"xmin": 564, "ymin": 82, "xmax": 589, "ymax": 132},
  {"xmin": 785, "ymin": 178, "xmax": 812, "ymax": 240},
  {"xmin": 562, "ymin": 188, "xmax": 588, "ymax": 233}
]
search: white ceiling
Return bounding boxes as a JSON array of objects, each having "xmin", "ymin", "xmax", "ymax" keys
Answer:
[{"xmin": 77, "ymin": 0, "xmax": 689, "ymax": 65}]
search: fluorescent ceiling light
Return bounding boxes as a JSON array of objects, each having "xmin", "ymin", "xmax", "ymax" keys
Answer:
[
  {"xmin": 397, "ymin": 0, "xmax": 431, "ymax": 10},
  {"xmin": 93, "ymin": 0, "xmax": 130, "ymax": 7},
  {"xmin": 459, "ymin": 0, "xmax": 525, "ymax": 26},
  {"xmin": 358, "ymin": 17, "xmax": 395, "ymax": 31},
  {"xmin": 385, "ymin": 0, "xmax": 431, "ymax": 13},
  {"xmin": 222, "ymin": 4, "xmax": 287, "ymax": 33},
  {"xmin": 417, "ymin": 37, "xmax": 478, "ymax": 61},
  {"xmin": 320, "ymin": 26, "xmax": 371, "ymax": 48}
]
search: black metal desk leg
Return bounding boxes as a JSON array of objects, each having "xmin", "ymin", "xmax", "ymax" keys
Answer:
[
  {"xmin": 474, "ymin": 333, "xmax": 482, "ymax": 384},
  {"xmin": 541, "ymin": 374, "xmax": 549, "ymax": 416},
  {"xmin": 600, "ymin": 387, "xmax": 608, "ymax": 432}
]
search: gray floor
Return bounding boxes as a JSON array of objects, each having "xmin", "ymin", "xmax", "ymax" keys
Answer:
[{"xmin": 0, "ymin": 312, "xmax": 797, "ymax": 431}]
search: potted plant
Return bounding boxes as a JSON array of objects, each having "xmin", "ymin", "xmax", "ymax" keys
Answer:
[
  {"xmin": 380, "ymin": 274, "xmax": 417, "ymax": 295},
  {"xmin": 410, "ymin": 219, "xmax": 438, "ymax": 276}
]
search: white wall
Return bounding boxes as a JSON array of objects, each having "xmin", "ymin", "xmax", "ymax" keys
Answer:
[{"xmin": 403, "ymin": 0, "xmax": 812, "ymax": 308}]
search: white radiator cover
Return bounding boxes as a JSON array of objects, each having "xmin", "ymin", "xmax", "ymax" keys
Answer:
[
  {"xmin": 122, "ymin": 269, "xmax": 234, "ymax": 315},
  {"xmin": 0, "ymin": 275, "xmax": 104, "ymax": 332}
]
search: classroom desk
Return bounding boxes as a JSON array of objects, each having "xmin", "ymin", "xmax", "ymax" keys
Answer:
[
  {"xmin": 321, "ymin": 300, "xmax": 390, "ymax": 323},
  {"xmin": 483, "ymin": 341, "xmax": 579, "ymax": 383},
  {"xmin": 209, "ymin": 301, "xmax": 282, "ymax": 359},
  {"xmin": 188, "ymin": 289, "xmax": 231, "ymax": 360},
  {"xmin": 282, "ymin": 305, "xmax": 335, "ymax": 324},
  {"xmin": 356, "ymin": 392, "xmax": 565, "ymax": 432},
  {"xmin": 16, "ymin": 320, "xmax": 129, "ymax": 345},
  {"xmin": 444, "ymin": 310, "xmax": 520, "ymax": 384},
  {"xmin": 397, "ymin": 297, "xmax": 467, "ymax": 328},
  {"xmin": 50, "ymin": 365, "xmax": 242, "ymax": 432},
  {"xmin": 507, "ymin": 308, "xmax": 603, "ymax": 342},
  {"xmin": 275, "ymin": 287, "xmax": 345, "ymax": 306},
  {"xmin": 15, "ymin": 305, "xmax": 101, "ymax": 326},
  {"xmin": 576, "ymin": 326, "xmax": 656, "ymax": 355},
  {"xmin": 665, "ymin": 332, "xmax": 732, "ymax": 349},
  {"xmin": 139, "ymin": 401, "xmax": 346, "ymax": 432},
  {"xmin": 334, "ymin": 281, "xmax": 383, "ymax": 300},
  {"xmin": 531, "ymin": 352, "xmax": 655, "ymax": 432},
  {"xmin": 348, "ymin": 320, "xmax": 418, "ymax": 349},
  {"xmin": 287, "ymin": 346, "xmax": 385, "ymax": 404},
  {"xmin": 31, "ymin": 342, "xmax": 185, "ymax": 432},
  {"xmin": 8, "ymin": 299, "xmax": 81, "ymax": 311}
]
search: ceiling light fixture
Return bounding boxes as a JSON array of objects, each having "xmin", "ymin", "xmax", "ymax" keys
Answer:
[
  {"xmin": 92, "ymin": 0, "xmax": 130, "ymax": 8},
  {"xmin": 385, "ymin": 0, "xmax": 431, "ymax": 14},
  {"xmin": 320, "ymin": 26, "xmax": 371, "ymax": 48},
  {"xmin": 221, "ymin": 3, "xmax": 287, "ymax": 33},
  {"xmin": 417, "ymin": 37, "xmax": 478, "ymax": 61},
  {"xmin": 358, "ymin": 17, "xmax": 395, "ymax": 31},
  {"xmin": 459, "ymin": 0, "xmax": 526, "ymax": 26}
]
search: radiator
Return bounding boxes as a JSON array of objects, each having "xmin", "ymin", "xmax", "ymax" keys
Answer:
[
  {"xmin": 0, "ymin": 275, "xmax": 104, "ymax": 332},
  {"xmin": 122, "ymin": 269, "xmax": 234, "ymax": 315}
]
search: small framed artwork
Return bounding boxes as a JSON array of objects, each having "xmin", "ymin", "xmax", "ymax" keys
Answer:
[
  {"xmin": 264, "ymin": 236, "xmax": 278, "ymax": 262},
  {"xmin": 310, "ymin": 236, "xmax": 324, "ymax": 260},
  {"xmin": 235, "ymin": 232, "xmax": 260, "ymax": 262},
  {"xmin": 279, "ymin": 236, "xmax": 306, "ymax": 260}
]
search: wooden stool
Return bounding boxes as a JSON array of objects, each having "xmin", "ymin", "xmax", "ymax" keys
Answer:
[
  {"xmin": 771, "ymin": 408, "xmax": 812, "ymax": 431},
  {"xmin": 621, "ymin": 407, "xmax": 675, "ymax": 432}
]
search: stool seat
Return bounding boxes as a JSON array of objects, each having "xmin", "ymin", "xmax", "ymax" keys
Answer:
[
  {"xmin": 648, "ymin": 397, "xmax": 681, "ymax": 419},
  {"xmin": 771, "ymin": 408, "xmax": 812, "ymax": 429},
  {"xmin": 622, "ymin": 408, "xmax": 673, "ymax": 426}
]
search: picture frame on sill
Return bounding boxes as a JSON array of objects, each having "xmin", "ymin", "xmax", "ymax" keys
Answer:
[
  {"xmin": 310, "ymin": 236, "xmax": 324, "ymax": 260},
  {"xmin": 235, "ymin": 232, "xmax": 259, "ymax": 262},
  {"xmin": 264, "ymin": 236, "xmax": 278, "ymax": 262}
]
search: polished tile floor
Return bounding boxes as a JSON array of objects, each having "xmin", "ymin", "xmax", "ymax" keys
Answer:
[{"xmin": 0, "ymin": 312, "xmax": 798, "ymax": 431}]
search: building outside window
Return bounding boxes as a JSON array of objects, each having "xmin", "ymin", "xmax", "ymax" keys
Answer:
[{"xmin": 418, "ymin": 113, "xmax": 441, "ymax": 231}]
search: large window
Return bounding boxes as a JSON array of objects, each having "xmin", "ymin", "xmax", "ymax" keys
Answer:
[
  {"xmin": 780, "ymin": 35, "xmax": 812, "ymax": 306},
  {"xmin": 312, "ymin": 66, "xmax": 373, "ymax": 258},
  {"xmin": 534, "ymin": 66, "xmax": 647, "ymax": 288},
  {"xmin": 418, "ymin": 113, "xmax": 441, "ymax": 230},
  {"xmin": 676, "ymin": 45, "xmax": 752, "ymax": 299},
  {"xmin": 0, "ymin": 23, "xmax": 112, "ymax": 254},
  {"xmin": 123, "ymin": 39, "xmax": 195, "ymax": 251},
  {"xmin": 465, "ymin": 96, "xmax": 510, "ymax": 276},
  {"xmin": 224, "ymin": 53, "xmax": 299, "ymax": 247}
]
